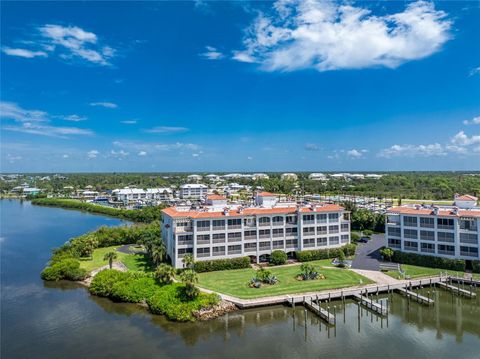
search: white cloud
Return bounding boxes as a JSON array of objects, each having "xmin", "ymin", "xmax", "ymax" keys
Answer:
[
  {"xmin": 3, "ymin": 122, "xmax": 93, "ymax": 138},
  {"xmin": 0, "ymin": 102, "xmax": 48, "ymax": 122},
  {"xmin": 2, "ymin": 47, "xmax": 48, "ymax": 58},
  {"xmin": 233, "ymin": 0, "xmax": 452, "ymax": 72},
  {"xmin": 463, "ymin": 116, "xmax": 480, "ymax": 125},
  {"xmin": 305, "ymin": 143, "xmax": 320, "ymax": 151},
  {"xmin": 247, "ymin": 156, "xmax": 253, "ymax": 160},
  {"xmin": 87, "ymin": 150, "xmax": 99, "ymax": 159},
  {"xmin": 59, "ymin": 114, "xmax": 87, "ymax": 122},
  {"xmin": 192, "ymin": 153, "xmax": 200, "ymax": 157},
  {"xmin": 200, "ymin": 46, "xmax": 224, "ymax": 60},
  {"xmin": 110, "ymin": 149, "xmax": 129, "ymax": 158},
  {"xmin": 89, "ymin": 102, "xmax": 117, "ymax": 108},
  {"xmin": 121, "ymin": 119, "xmax": 137, "ymax": 124},
  {"xmin": 3, "ymin": 24, "xmax": 115, "ymax": 66},
  {"xmin": 113, "ymin": 140, "xmax": 200, "ymax": 153},
  {"xmin": 144, "ymin": 126, "xmax": 189, "ymax": 134},
  {"xmin": 62, "ymin": 154, "xmax": 69, "ymax": 158},
  {"xmin": 450, "ymin": 131, "xmax": 480, "ymax": 146},
  {"xmin": 378, "ymin": 143, "xmax": 446, "ymax": 158},
  {"xmin": 6, "ymin": 154, "xmax": 22, "ymax": 163},
  {"xmin": 347, "ymin": 149, "xmax": 366, "ymax": 158},
  {"xmin": 469, "ymin": 67, "xmax": 480, "ymax": 76},
  {"xmin": 138, "ymin": 151, "xmax": 147, "ymax": 156}
]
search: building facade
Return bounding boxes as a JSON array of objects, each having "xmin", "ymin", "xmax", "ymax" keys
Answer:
[
  {"xmin": 162, "ymin": 197, "xmax": 350, "ymax": 268},
  {"xmin": 385, "ymin": 196, "xmax": 479, "ymax": 262},
  {"xmin": 179, "ymin": 184, "xmax": 208, "ymax": 199},
  {"xmin": 112, "ymin": 188, "xmax": 173, "ymax": 203}
]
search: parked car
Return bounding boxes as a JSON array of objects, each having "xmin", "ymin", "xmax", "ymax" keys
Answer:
[{"xmin": 359, "ymin": 237, "xmax": 370, "ymax": 243}]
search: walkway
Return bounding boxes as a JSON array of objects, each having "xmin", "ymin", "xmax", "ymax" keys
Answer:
[
  {"xmin": 350, "ymin": 269, "xmax": 401, "ymax": 285},
  {"xmin": 351, "ymin": 234, "xmax": 385, "ymax": 271}
]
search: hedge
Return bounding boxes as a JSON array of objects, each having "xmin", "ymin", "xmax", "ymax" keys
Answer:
[
  {"xmin": 194, "ymin": 256, "xmax": 251, "ymax": 273},
  {"xmin": 296, "ymin": 244, "xmax": 356, "ymax": 262},
  {"xmin": 40, "ymin": 258, "xmax": 88, "ymax": 281},
  {"xmin": 270, "ymin": 250, "xmax": 287, "ymax": 265},
  {"xmin": 472, "ymin": 260, "xmax": 480, "ymax": 274},
  {"xmin": 391, "ymin": 250, "xmax": 466, "ymax": 272}
]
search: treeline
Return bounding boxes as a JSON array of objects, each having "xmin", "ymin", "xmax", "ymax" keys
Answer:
[
  {"xmin": 341, "ymin": 202, "xmax": 385, "ymax": 233},
  {"xmin": 31, "ymin": 198, "xmax": 165, "ymax": 223}
]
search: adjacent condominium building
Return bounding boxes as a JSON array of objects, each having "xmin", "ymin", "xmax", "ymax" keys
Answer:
[
  {"xmin": 161, "ymin": 192, "xmax": 351, "ymax": 268},
  {"xmin": 385, "ymin": 194, "xmax": 480, "ymax": 263},
  {"xmin": 112, "ymin": 187, "xmax": 173, "ymax": 203},
  {"xmin": 179, "ymin": 184, "xmax": 208, "ymax": 199}
]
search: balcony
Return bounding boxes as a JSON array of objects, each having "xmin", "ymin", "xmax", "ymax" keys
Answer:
[
  {"xmin": 421, "ymin": 247, "xmax": 435, "ymax": 254},
  {"xmin": 175, "ymin": 227, "xmax": 193, "ymax": 233},
  {"xmin": 196, "ymin": 227, "xmax": 211, "ymax": 232},
  {"xmin": 303, "ymin": 220, "xmax": 315, "ymax": 225},
  {"xmin": 438, "ymin": 250, "xmax": 455, "ymax": 256},
  {"xmin": 272, "ymin": 221, "xmax": 284, "ymax": 227},
  {"xmin": 228, "ymin": 237, "xmax": 242, "ymax": 243},
  {"xmin": 460, "ymin": 251, "xmax": 478, "ymax": 257},
  {"xmin": 212, "ymin": 226, "xmax": 225, "ymax": 231},
  {"xmin": 244, "ymin": 247, "xmax": 256, "ymax": 253},
  {"xmin": 259, "ymin": 234, "xmax": 271, "ymax": 239},
  {"xmin": 197, "ymin": 252, "xmax": 210, "ymax": 258},
  {"xmin": 437, "ymin": 225, "xmax": 454, "ymax": 230},
  {"xmin": 228, "ymin": 224, "xmax": 242, "ymax": 230},
  {"xmin": 212, "ymin": 238, "xmax": 226, "ymax": 244},
  {"xmin": 228, "ymin": 250, "xmax": 242, "ymax": 255},
  {"xmin": 213, "ymin": 251, "xmax": 225, "ymax": 256},
  {"xmin": 259, "ymin": 222, "xmax": 270, "ymax": 227},
  {"xmin": 197, "ymin": 240, "xmax": 210, "ymax": 245}
]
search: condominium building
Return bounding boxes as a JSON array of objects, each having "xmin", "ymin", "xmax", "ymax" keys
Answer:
[
  {"xmin": 385, "ymin": 195, "xmax": 479, "ymax": 263},
  {"xmin": 179, "ymin": 184, "xmax": 208, "ymax": 199},
  {"xmin": 162, "ymin": 194, "xmax": 351, "ymax": 268},
  {"xmin": 112, "ymin": 187, "xmax": 173, "ymax": 203}
]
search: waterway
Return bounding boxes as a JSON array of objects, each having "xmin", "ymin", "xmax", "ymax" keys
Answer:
[{"xmin": 1, "ymin": 200, "xmax": 479, "ymax": 358}]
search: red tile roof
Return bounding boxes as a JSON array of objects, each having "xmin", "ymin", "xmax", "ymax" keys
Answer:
[
  {"xmin": 206, "ymin": 194, "xmax": 227, "ymax": 200},
  {"xmin": 162, "ymin": 204, "xmax": 344, "ymax": 219},
  {"xmin": 387, "ymin": 206, "xmax": 480, "ymax": 218},
  {"xmin": 257, "ymin": 191, "xmax": 276, "ymax": 197},
  {"xmin": 455, "ymin": 194, "xmax": 478, "ymax": 201}
]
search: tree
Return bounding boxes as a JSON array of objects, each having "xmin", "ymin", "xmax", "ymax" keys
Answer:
[
  {"xmin": 182, "ymin": 253, "xmax": 194, "ymax": 269},
  {"xmin": 381, "ymin": 248, "xmax": 394, "ymax": 262},
  {"xmin": 270, "ymin": 250, "xmax": 287, "ymax": 265},
  {"xmin": 180, "ymin": 269, "xmax": 199, "ymax": 300},
  {"xmin": 155, "ymin": 263, "xmax": 176, "ymax": 285},
  {"xmin": 151, "ymin": 241, "xmax": 166, "ymax": 265},
  {"xmin": 103, "ymin": 251, "xmax": 117, "ymax": 269}
]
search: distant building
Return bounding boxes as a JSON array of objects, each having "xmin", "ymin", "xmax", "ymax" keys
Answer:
[
  {"xmin": 252, "ymin": 173, "xmax": 269, "ymax": 180},
  {"xmin": 281, "ymin": 173, "xmax": 298, "ymax": 181},
  {"xmin": 205, "ymin": 174, "xmax": 221, "ymax": 181},
  {"xmin": 112, "ymin": 188, "xmax": 173, "ymax": 203},
  {"xmin": 162, "ymin": 193, "xmax": 350, "ymax": 268},
  {"xmin": 365, "ymin": 174, "xmax": 383, "ymax": 180},
  {"xmin": 309, "ymin": 173, "xmax": 327, "ymax": 181},
  {"xmin": 385, "ymin": 195, "xmax": 479, "ymax": 262},
  {"xmin": 187, "ymin": 174, "xmax": 203, "ymax": 182},
  {"xmin": 179, "ymin": 184, "xmax": 208, "ymax": 199},
  {"xmin": 23, "ymin": 188, "xmax": 41, "ymax": 196}
]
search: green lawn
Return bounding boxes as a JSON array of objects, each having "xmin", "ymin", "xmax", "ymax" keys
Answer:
[
  {"xmin": 79, "ymin": 246, "xmax": 154, "ymax": 272},
  {"xmin": 385, "ymin": 264, "xmax": 480, "ymax": 280},
  {"xmin": 197, "ymin": 260, "xmax": 372, "ymax": 299}
]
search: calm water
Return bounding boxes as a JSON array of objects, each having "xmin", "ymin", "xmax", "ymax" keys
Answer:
[{"xmin": 1, "ymin": 200, "xmax": 479, "ymax": 359}]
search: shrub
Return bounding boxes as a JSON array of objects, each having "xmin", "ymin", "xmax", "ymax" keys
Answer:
[
  {"xmin": 194, "ymin": 256, "xmax": 251, "ymax": 273},
  {"xmin": 472, "ymin": 260, "xmax": 480, "ymax": 274},
  {"xmin": 41, "ymin": 258, "xmax": 88, "ymax": 281},
  {"xmin": 155, "ymin": 264, "xmax": 176, "ymax": 285},
  {"xmin": 298, "ymin": 263, "xmax": 320, "ymax": 280},
  {"xmin": 270, "ymin": 250, "xmax": 287, "ymax": 265},
  {"xmin": 89, "ymin": 269, "xmax": 130, "ymax": 297},
  {"xmin": 391, "ymin": 250, "xmax": 466, "ymax": 272},
  {"xmin": 350, "ymin": 232, "xmax": 360, "ymax": 243},
  {"xmin": 296, "ymin": 244, "xmax": 355, "ymax": 262},
  {"xmin": 110, "ymin": 276, "xmax": 157, "ymax": 303},
  {"xmin": 363, "ymin": 230, "xmax": 373, "ymax": 236},
  {"xmin": 147, "ymin": 283, "xmax": 219, "ymax": 322},
  {"xmin": 380, "ymin": 248, "xmax": 394, "ymax": 261}
]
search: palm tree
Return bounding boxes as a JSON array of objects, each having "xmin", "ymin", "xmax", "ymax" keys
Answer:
[
  {"xmin": 180, "ymin": 269, "xmax": 199, "ymax": 300},
  {"xmin": 103, "ymin": 251, "xmax": 117, "ymax": 269},
  {"xmin": 182, "ymin": 253, "xmax": 194, "ymax": 269},
  {"xmin": 155, "ymin": 263, "xmax": 176, "ymax": 285},
  {"xmin": 151, "ymin": 241, "xmax": 166, "ymax": 265}
]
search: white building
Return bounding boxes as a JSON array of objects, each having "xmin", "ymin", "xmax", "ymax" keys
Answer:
[
  {"xmin": 112, "ymin": 188, "xmax": 173, "ymax": 203},
  {"xmin": 162, "ymin": 194, "xmax": 351, "ymax": 268},
  {"xmin": 187, "ymin": 174, "xmax": 203, "ymax": 182},
  {"xmin": 205, "ymin": 174, "xmax": 221, "ymax": 181},
  {"xmin": 365, "ymin": 174, "xmax": 383, "ymax": 180},
  {"xmin": 252, "ymin": 173, "xmax": 269, "ymax": 180},
  {"xmin": 454, "ymin": 194, "xmax": 478, "ymax": 209},
  {"xmin": 309, "ymin": 173, "xmax": 327, "ymax": 181},
  {"xmin": 281, "ymin": 173, "xmax": 298, "ymax": 181},
  {"xmin": 385, "ymin": 195, "xmax": 479, "ymax": 263},
  {"xmin": 179, "ymin": 184, "xmax": 208, "ymax": 199}
]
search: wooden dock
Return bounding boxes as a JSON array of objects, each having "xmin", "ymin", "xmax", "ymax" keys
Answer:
[
  {"xmin": 396, "ymin": 287, "xmax": 434, "ymax": 305},
  {"xmin": 437, "ymin": 282, "xmax": 477, "ymax": 298},
  {"xmin": 352, "ymin": 294, "xmax": 388, "ymax": 315},
  {"xmin": 304, "ymin": 300, "xmax": 336, "ymax": 325}
]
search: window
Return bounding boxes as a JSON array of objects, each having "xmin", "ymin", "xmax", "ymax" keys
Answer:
[
  {"xmin": 212, "ymin": 220, "xmax": 225, "ymax": 229},
  {"xmin": 212, "ymin": 246, "xmax": 225, "ymax": 256},
  {"xmin": 403, "ymin": 229, "xmax": 418, "ymax": 239},
  {"xmin": 317, "ymin": 237, "xmax": 328, "ymax": 246},
  {"xmin": 317, "ymin": 226, "xmax": 327, "ymax": 235},
  {"xmin": 272, "ymin": 216, "xmax": 284, "ymax": 225},
  {"xmin": 329, "ymin": 236, "xmax": 339, "ymax": 245},
  {"xmin": 303, "ymin": 238, "xmax": 315, "ymax": 247},
  {"xmin": 259, "ymin": 217, "xmax": 271, "ymax": 226},
  {"xmin": 273, "ymin": 240, "xmax": 284, "ymax": 249},
  {"xmin": 438, "ymin": 244, "xmax": 455, "ymax": 255},
  {"xmin": 228, "ymin": 245, "xmax": 241, "ymax": 255},
  {"xmin": 286, "ymin": 227, "xmax": 298, "ymax": 235},
  {"xmin": 303, "ymin": 227, "xmax": 315, "ymax": 235},
  {"xmin": 437, "ymin": 218, "xmax": 454, "ymax": 229},
  {"xmin": 460, "ymin": 219, "xmax": 477, "ymax": 231},
  {"xmin": 388, "ymin": 227, "xmax": 401, "ymax": 237},
  {"xmin": 227, "ymin": 218, "xmax": 241, "ymax": 228},
  {"xmin": 259, "ymin": 229, "xmax": 270, "ymax": 238},
  {"xmin": 437, "ymin": 232, "xmax": 455, "ymax": 243},
  {"xmin": 341, "ymin": 234, "xmax": 349, "ymax": 243},
  {"xmin": 303, "ymin": 214, "xmax": 315, "ymax": 223},
  {"xmin": 420, "ymin": 217, "xmax": 434, "ymax": 228},
  {"xmin": 460, "ymin": 233, "xmax": 478, "ymax": 244},
  {"xmin": 329, "ymin": 225, "xmax": 339, "ymax": 234},
  {"xmin": 177, "ymin": 234, "xmax": 193, "ymax": 245},
  {"xmin": 341, "ymin": 223, "xmax": 349, "ymax": 232},
  {"xmin": 244, "ymin": 242, "xmax": 257, "ymax": 251},
  {"xmin": 388, "ymin": 238, "xmax": 401, "ymax": 248},
  {"xmin": 259, "ymin": 241, "xmax": 271, "ymax": 250},
  {"xmin": 212, "ymin": 233, "xmax": 226, "ymax": 243},
  {"xmin": 403, "ymin": 216, "xmax": 418, "ymax": 227},
  {"xmin": 196, "ymin": 247, "xmax": 210, "ymax": 257},
  {"xmin": 178, "ymin": 248, "xmax": 193, "ymax": 258},
  {"xmin": 420, "ymin": 230, "xmax": 435, "ymax": 241},
  {"xmin": 286, "ymin": 239, "xmax": 298, "ymax": 247},
  {"xmin": 328, "ymin": 213, "xmax": 339, "ymax": 222},
  {"xmin": 460, "ymin": 246, "xmax": 478, "ymax": 257},
  {"xmin": 244, "ymin": 230, "xmax": 257, "ymax": 239},
  {"xmin": 316, "ymin": 214, "xmax": 327, "ymax": 223},
  {"xmin": 286, "ymin": 216, "xmax": 297, "ymax": 224},
  {"xmin": 421, "ymin": 243, "xmax": 435, "ymax": 253},
  {"xmin": 228, "ymin": 232, "xmax": 242, "ymax": 242},
  {"xmin": 404, "ymin": 241, "xmax": 418, "ymax": 251},
  {"xmin": 272, "ymin": 228, "xmax": 284, "ymax": 237},
  {"xmin": 197, "ymin": 234, "xmax": 210, "ymax": 244},
  {"xmin": 176, "ymin": 221, "xmax": 190, "ymax": 228},
  {"xmin": 196, "ymin": 220, "xmax": 210, "ymax": 231}
]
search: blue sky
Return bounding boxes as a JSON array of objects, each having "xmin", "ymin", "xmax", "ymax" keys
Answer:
[{"xmin": 1, "ymin": 0, "xmax": 479, "ymax": 172}]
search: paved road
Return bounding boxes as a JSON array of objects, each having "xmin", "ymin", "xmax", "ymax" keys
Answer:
[{"xmin": 351, "ymin": 234, "xmax": 386, "ymax": 271}]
